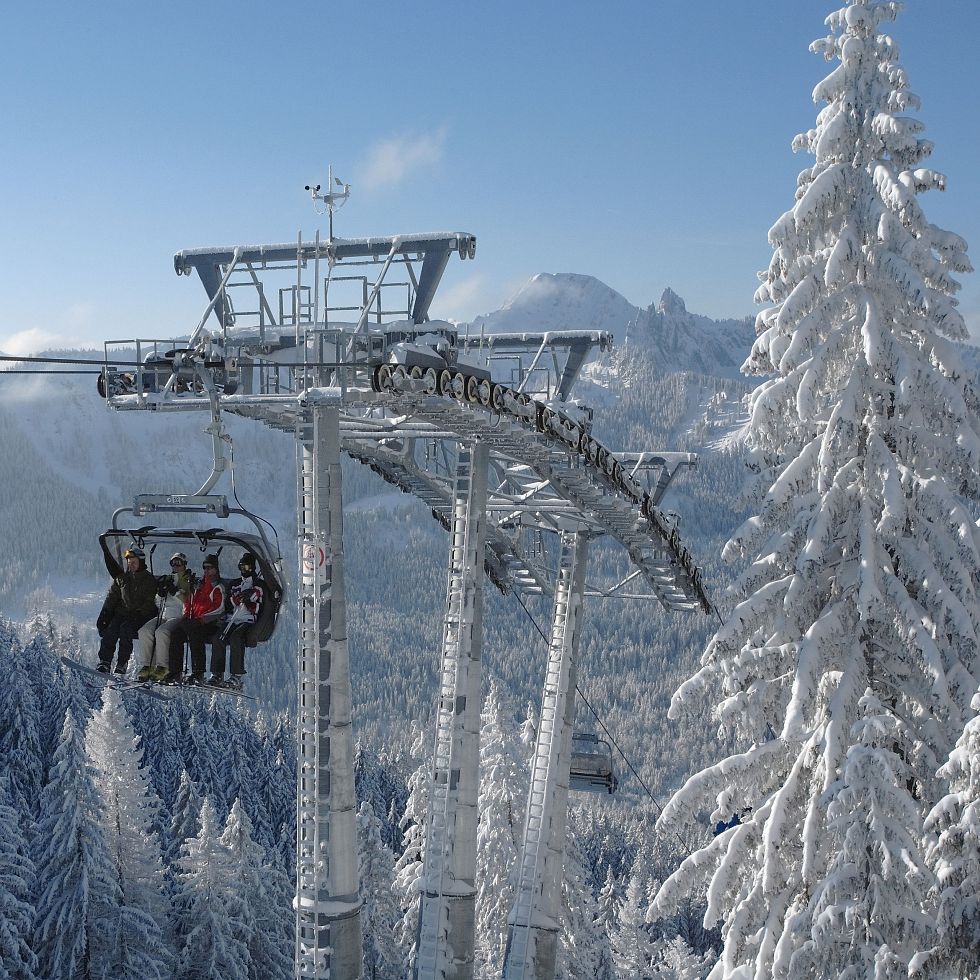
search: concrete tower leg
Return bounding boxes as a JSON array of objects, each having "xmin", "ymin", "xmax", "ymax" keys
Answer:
[
  {"xmin": 503, "ymin": 531, "xmax": 589, "ymax": 980},
  {"xmin": 295, "ymin": 404, "xmax": 362, "ymax": 979},
  {"xmin": 415, "ymin": 442, "xmax": 489, "ymax": 980}
]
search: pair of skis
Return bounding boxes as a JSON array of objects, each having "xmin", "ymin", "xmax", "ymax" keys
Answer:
[
  {"xmin": 60, "ymin": 657, "xmax": 253, "ymax": 700},
  {"xmin": 61, "ymin": 657, "xmax": 169, "ymax": 701}
]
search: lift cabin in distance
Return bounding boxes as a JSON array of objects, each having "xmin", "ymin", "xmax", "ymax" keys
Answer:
[{"xmin": 569, "ymin": 733, "xmax": 618, "ymax": 795}]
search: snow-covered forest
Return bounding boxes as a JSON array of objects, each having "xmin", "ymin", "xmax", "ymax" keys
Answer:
[
  {"xmin": 0, "ymin": 618, "xmax": 721, "ymax": 978},
  {"xmin": 1, "ymin": 1, "xmax": 977, "ymax": 977}
]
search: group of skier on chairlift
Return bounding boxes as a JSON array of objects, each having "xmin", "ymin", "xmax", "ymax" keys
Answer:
[{"xmin": 95, "ymin": 543, "xmax": 265, "ymax": 692}]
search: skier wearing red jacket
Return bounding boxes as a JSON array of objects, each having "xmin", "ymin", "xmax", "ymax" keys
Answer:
[{"xmin": 162, "ymin": 553, "xmax": 225, "ymax": 685}]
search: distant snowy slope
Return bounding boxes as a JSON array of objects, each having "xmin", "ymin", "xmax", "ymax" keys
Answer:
[
  {"xmin": 0, "ymin": 354, "xmax": 294, "ymax": 517},
  {"xmin": 469, "ymin": 273, "xmax": 636, "ymax": 339}
]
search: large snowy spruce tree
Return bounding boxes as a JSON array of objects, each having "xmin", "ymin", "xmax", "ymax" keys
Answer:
[
  {"xmin": 85, "ymin": 687, "xmax": 172, "ymax": 975},
  {"xmin": 32, "ymin": 710, "xmax": 117, "ymax": 979},
  {"xmin": 919, "ymin": 687, "xmax": 980, "ymax": 976},
  {"xmin": 652, "ymin": 2, "xmax": 977, "ymax": 976}
]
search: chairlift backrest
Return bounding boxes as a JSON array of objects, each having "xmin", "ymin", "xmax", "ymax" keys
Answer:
[
  {"xmin": 569, "ymin": 732, "xmax": 618, "ymax": 795},
  {"xmin": 245, "ymin": 565, "xmax": 281, "ymax": 648}
]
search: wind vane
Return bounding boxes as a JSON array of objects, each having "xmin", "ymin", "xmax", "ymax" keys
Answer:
[{"xmin": 305, "ymin": 165, "xmax": 350, "ymax": 240}]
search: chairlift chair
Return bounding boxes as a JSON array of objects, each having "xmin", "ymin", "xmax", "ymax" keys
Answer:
[
  {"xmin": 102, "ymin": 496, "xmax": 285, "ymax": 648},
  {"xmin": 103, "ymin": 347, "xmax": 286, "ymax": 633},
  {"xmin": 569, "ymin": 732, "xmax": 618, "ymax": 795}
]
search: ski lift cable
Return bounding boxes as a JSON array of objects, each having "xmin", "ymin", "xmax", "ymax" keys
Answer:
[
  {"xmin": 511, "ymin": 590, "xmax": 664, "ymax": 815},
  {"xmin": 0, "ymin": 355, "xmax": 117, "ymax": 366},
  {"xmin": 225, "ymin": 435, "xmax": 282, "ymax": 558},
  {"xmin": 0, "ymin": 354, "xmax": 359, "ymax": 369},
  {"xmin": 511, "ymin": 589, "xmax": 706, "ymax": 856}
]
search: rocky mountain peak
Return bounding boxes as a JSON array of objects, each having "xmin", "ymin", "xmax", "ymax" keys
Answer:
[{"xmin": 657, "ymin": 287, "xmax": 688, "ymax": 317}]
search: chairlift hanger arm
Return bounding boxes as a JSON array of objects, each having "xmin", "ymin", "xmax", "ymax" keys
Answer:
[{"xmin": 192, "ymin": 365, "xmax": 230, "ymax": 497}]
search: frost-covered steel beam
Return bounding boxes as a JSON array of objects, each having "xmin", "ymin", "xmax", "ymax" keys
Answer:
[
  {"xmin": 192, "ymin": 258, "xmax": 235, "ymax": 330},
  {"xmin": 343, "ymin": 442, "xmax": 553, "ymax": 597},
  {"xmin": 457, "ymin": 329, "xmax": 613, "ymax": 353},
  {"xmin": 554, "ymin": 336, "xmax": 594, "ymax": 401},
  {"xmin": 174, "ymin": 232, "xmax": 476, "ymax": 327},
  {"xmin": 504, "ymin": 532, "xmax": 588, "ymax": 980},
  {"xmin": 415, "ymin": 443, "xmax": 488, "ymax": 980},
  {"xmin": 174, "ymin": 233, "xmax": 476, "ymax": 273},
  {"xmin": 412, "ymin": 248, "xmax": 452, "ymax": 324},
  {"xmin": 107, "ymin": 382, "xmax": 709, "ymax": 610},
  {"xmin": 295, "ymin": 405, "xmax": 362, "ymax": 979},
  {"xmin": 458, "ymin": 330, "xmax": 612, "ymax": 401}
]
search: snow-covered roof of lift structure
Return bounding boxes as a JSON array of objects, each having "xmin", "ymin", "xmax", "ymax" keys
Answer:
[{"xmin": 174, "ymin": 232, "xmax": 477, "ymax": 328}]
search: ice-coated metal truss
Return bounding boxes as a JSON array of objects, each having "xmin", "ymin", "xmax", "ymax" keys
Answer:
[
  {"xmin": 100, "ymin": 225, "xmax": 712, "ymax": 980},
  {"xmin": 503, "ymin": 531, "xmax": 588, "ymax": 980},
  {"xmin": 415, "ymin": 444, "xmax": 488, "ymax": 980}
]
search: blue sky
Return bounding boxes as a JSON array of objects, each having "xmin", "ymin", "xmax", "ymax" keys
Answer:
[{"xmin": 1, "ymin": 0, "xmax": 977, "ymax": 355}]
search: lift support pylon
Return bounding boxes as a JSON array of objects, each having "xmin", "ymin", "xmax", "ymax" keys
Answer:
[
  {"xmin": 415, "ymin": 442, "xmax": 489, "ymax": 980},
  {"xmin": 295, "ymin": 404, "xmax": 362, "ymax": 978},
  {"xmin": 503, "ymin": 531, "xmax": 589, "ymax": 980}
]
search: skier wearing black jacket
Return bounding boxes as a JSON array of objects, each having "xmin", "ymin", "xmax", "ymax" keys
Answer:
[
  {"xmin": 208, "ymin": 552, "xmax": 264, "ymax": 690},
  {"xmin": 95, "ymin": 544, "xmax": 158, "ymax": 674}
]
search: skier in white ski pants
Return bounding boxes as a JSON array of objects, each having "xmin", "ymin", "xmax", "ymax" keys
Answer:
[{"xmin": 137, "ymin": 552, "xmax": 194, "ymax": 681}]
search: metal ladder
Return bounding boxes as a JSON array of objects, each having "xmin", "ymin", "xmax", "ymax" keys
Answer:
[
  {"xmin": 415, "ymin": 444, "xmax": 488, "ymax": 980},
  {"xmin": 504, "ymin": 532, "xmax": 588, "ymax": 980},
  {"xmin": 295, "ymin": 405, "xmax": 362, "ymax": 980},
  {"xmin": 295, "ymin": 411, "xmax": 324, "ymax": 977}
]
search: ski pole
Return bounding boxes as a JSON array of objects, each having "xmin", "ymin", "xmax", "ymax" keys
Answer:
[{"xmin": 221, "ymin": 601, "xmax": 246, "ymax": 641}]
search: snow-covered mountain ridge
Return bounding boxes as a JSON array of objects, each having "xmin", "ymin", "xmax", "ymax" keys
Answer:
[{"xmin": 468, "ymin": 272, "xmax": 755, "ymax": 381}]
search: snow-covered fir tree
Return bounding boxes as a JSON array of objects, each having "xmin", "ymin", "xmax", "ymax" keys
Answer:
[
  {"xmin": 32, "ymin": 646, "xmax": 72, "ymax": 784},
  {"xmin": 518, "ymin": 700, "xmax": 537, "ymax": 753},
  {"xmin": 0, "ymin": 633, "xmax": 42, "ymax": 818},
  {"xmin": 219, "ymin": 798, "xmax": 293, "ymax": 980},
  {"xmin": 595, "ymin": 865, "xmax": 621, "ymax": 948},
  {"xmin": 184, "ymin": 713, "xmax": 222, "ymax": 812},
  {"xmin": 653, "ymin": 2, "xmax": 977, "ymax": 976},
  {"xmin": 32, "ymin": 709, "xmax": 117, "ymax": 979},
  {"xmin": 651, "ymin": 936, "xmax": 713, "ymax": 980},
  {"xmin": 357, "ymin": 801, "xmax": 402, "ymax": 980},
  {"xmin": 169, "ymin": 768, "xmax": 204, "ymax": 864},
  {"xmin": 216, "ymin": 704, "xmax": 261, "ymax": 821},
  {"xmin": 134, "ymin": 694, "xmax": 185, "ymax": 841},
  {"xmin": 474, "ymin": 681, "xmax": 525, "ymax": 979},
  {"xmin": 172, "ymin": 797, "xmax": 251, "ymax": 980},
  {"xmin": 86, "ymin": 686, "xmax": 172, "ymax": 964},
  {"xmin": 0, "ymin": 778, "xmax": 37, "ymax": 980},
  {"xmin": 612, "ymin": 866, "xmax": 654, "ymax": 979},
  {"xmin": 783, "ymin": 691, "xmax": 934, "ymax": 975},
  {"xmin": 393, "ymin": 723, "xmax": 431, "ymax": 974},
  {"xmin": 918, "ymin": 688, "xmax": 980, "ymax": 978},
  {"xmin": 557, "ymin": 835, "xmax": 609, "ymax": 979},
  {"xmin": 265, "ymin": 715, "xmax": 297, "ymax": 870}
]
